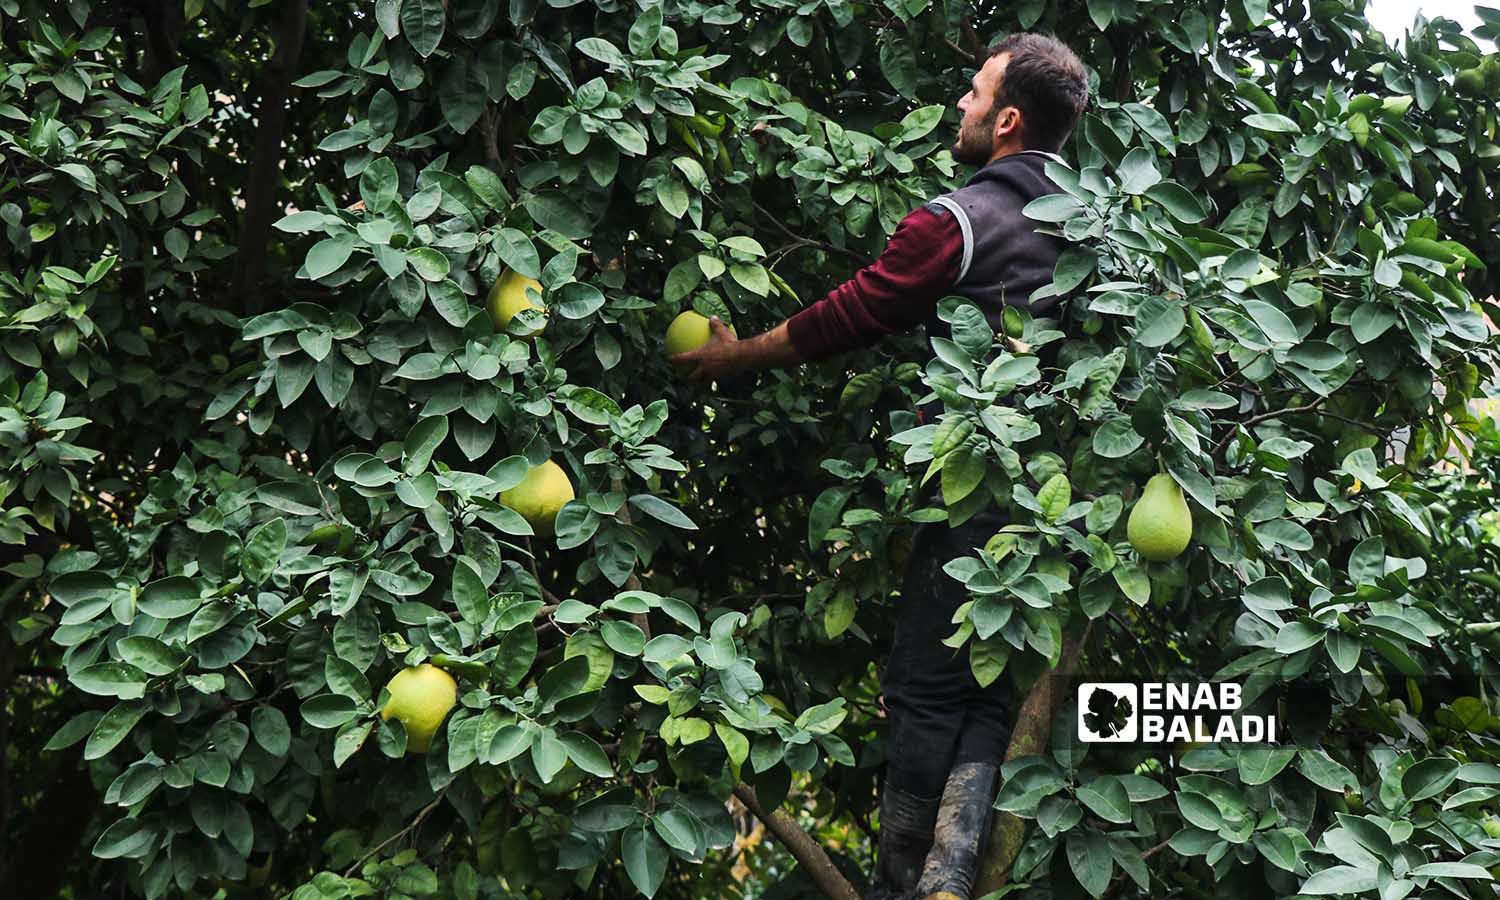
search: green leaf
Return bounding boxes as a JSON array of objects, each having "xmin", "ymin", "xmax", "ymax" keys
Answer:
[
  {"xmin": 628, "ymin": 7, "xmax": 663, "ymax": 55},
  {"xmin": 1144, "ymin": 181, "xmax": 1207, "ymax": 223},
  {"xmin": 1076, "ymin": 775, "xmax": 1132, "ymax": 823},
  {"xmin": 44, "ymin": 711, "xmax": 105, "ymax": 751},
  {"xmin": 1112, "ymin": 562, "xmax": 1150, "ymax": 606},
  {"xmin": 941, "ymin": 444, "xmax": 987, "ymax": 507},
  {"xmin": 1117, "ymin": 146, "xmax": 1162, "ymax": 194},
  {"xmin": 301, "ymin": 694, "xmax": 360, "ymax": 729},
  {"xmin": 305, "ymin": 236, "xmax": 355, "ymax": 280},
  {"xmin": 808, "ymin": 486, "xmax": 856, "ymax": 550},
  {"xmin": 116, "ymin": 636, "xmax": 187, "ymax": 676},
  {"xmin": 403, "ymin": 416, "xmax": 449, "ymax": 475},
  {"xmin": 1244, "ymin": 113, "xmax": 1300, "ymax": 133},
  {"xmin": 560, "ymin": 732, "xmax": 614, "ymax": 777},
  {"xmin": 628, "ymin": 494, "xmax": 697, "ymax": 530},
  {"xmin": 899, "ymin": 105, "xmax": 945, "ymax": 141},
  {"xmin": 243, "ymin": 517, "xmax": 287, "ymax": 585},
  {"xmin": 576, "ymin": 37, "xmax": 626, "ymax": 67},
  {"xmin": 485, "ymin": 724, "xmax": 533, "ymax": 764},
  {"xmin": 85, "ymin": 702, "xmax": 149, "ymax": 760},
  {"xmin": 137, "ymin": 576, "xmax": 202, "ymax": 619},
  {"xmin": 1037, "ymin": 474, "xmax": 1072, "ymax": 523},
  {"xmin": 464, "ymin": 165, "xmax": 508, "ymax": 208},
  {"xmin": 406, "ymin": 247, "xmax": 451, "ymax": 282},
  {"xmin": 1237, "ymin": 746, "xmax": 1296, "ymax": 785},
  {"xmin": 1066, "ymin": 831, "xmax": 1113, "ymax": 897},
  {"xmin": 601, "ymin": 619, "xmax": 647, "ymax": 656},
  {"xmin": 1299, "ymin": 866, "xmax": 1376, "ymax": 895},
  {"xmin": 73, "ymin": 662, "xmax": 147, "ymax": 698},
  {"xmin": 531, "ymin": 728, "xmax": 569, "ymax": 782},
  {"xmin": 1402, "ymin": 756, "xmax": 1459, "ymax": 802},
  {"xmin": 252, "ymin": 706, "xmax": 291, "ymax": 756},
  {"xmin": 622, "ymin": 823, "xmax": 669, "ymax": 897},
  {"xmin": 401, "ymin": 0, "xmax": 446, "ymax": 56}
]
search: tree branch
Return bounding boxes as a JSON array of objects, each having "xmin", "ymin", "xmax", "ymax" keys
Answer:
[
  {"xmin": 751, "ymin": 202, "xmax": 868, "ymax": 264},
  {"xmin": 1210, "ymin": 400, "xmax": 1325, "ymax": 457},
  {"xmin": 973, "ymin": 623, "xmax": 1094, "ymax": 895},
  {"xmin": 343, "ymin": 793, "xmax": 445, "ymax": 877},
  {"xmin": 731, "ymin": 783, "xmax": 860, "ymax": 900},
  {"xmin": 233, "ymin": 0, "xmax": 310, "ymax": 308}
]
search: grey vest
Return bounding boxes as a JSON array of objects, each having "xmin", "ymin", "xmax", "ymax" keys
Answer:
[{"xmin": 917, "ymin": 150, "xmax": 1069, "ymax": 423}]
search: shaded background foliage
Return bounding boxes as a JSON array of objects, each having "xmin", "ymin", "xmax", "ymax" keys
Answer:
[{"xmin": 3, "ymin": 0, "xmax": 1500, "ymax": 898}]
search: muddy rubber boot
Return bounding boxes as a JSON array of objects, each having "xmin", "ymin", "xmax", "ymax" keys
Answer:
[
  {"xmin": 913, "ymin": 761, "xmax": 1001, "ymax": 900},
  {"xmin": 864, "ymin": 783, "xmax": 940, "ymax": 900}
]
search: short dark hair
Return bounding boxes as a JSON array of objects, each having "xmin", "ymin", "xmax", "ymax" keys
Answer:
[{"xmin": 986, "ymin": 34, "xmax": 1089, "ymax": 153}]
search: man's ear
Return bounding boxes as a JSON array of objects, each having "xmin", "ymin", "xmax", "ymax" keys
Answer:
[{"xmin": 994, "ymin": 105, "xmax": 1022, "ymax": 144}]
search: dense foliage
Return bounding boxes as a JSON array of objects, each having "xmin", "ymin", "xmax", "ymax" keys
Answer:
[{"xmin": 3, "ymin": 0, "xmax": 1500, "ymax": 899}]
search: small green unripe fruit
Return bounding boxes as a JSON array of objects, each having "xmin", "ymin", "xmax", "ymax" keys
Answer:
[
  {"xmin": 380, "ymin": 663, "xmax": 458, "ymax": 754},
  {"xmin": 500, "ymin": 459, "xmax": 575, "ymax": 537},
  {"xmin": 1483, "ymin": 815, "xmax": 1500, "ymax": 839},
  {"xmin": 486, "ymin": 268, "xmax": 546, "ymax": 338},
  {"xmin": 1347, "ymin": 111, "xmax": 1369, "ymax": 149},
  {"xmin": 1379, "ymin": 95, "xmax": 1412, "ymax": 117},
  {"xmin": 1002, "ymin": 306, "xmax": 1025, "ymax": 338},
  {"xmin": 1127, "ymin": 474, "xmax": 1193, "ymax": 562}
]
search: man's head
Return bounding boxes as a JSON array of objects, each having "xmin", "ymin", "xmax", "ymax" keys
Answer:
[{"xmin": 953, "ymin": 33, "xmax": 1089, "ymax": 166}]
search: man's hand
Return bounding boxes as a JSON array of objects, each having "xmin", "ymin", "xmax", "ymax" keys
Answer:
[{"xmin": 669, "ymin": 316, "xmax": 743, "ymax": 380}]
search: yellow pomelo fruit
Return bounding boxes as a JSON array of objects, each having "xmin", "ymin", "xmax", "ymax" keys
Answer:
[
  {"xmin": 500, "ymin": 459, "xmax": 575, "ymax": 537},
  {"xmin": 380, "ymin": 663, "xmax": 457, "ymax": 753},
  {"xmin": 1127, "ymin": 473, "xmax": 1193, "ymax": 562},
  {"xmin": 486, "ymin": 269, "xmax": 545, "ymax": 338},
  {"xmin": 665, "ymin": 310, "xmax": 713, "ymax": 356}
]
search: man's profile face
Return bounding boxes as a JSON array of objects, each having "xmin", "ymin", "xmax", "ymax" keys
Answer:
[{"xmin": 953, "ymin": 52, "xmax": 1013, "ymax": 166}]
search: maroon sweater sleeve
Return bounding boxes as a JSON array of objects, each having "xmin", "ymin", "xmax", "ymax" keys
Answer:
[{"xmin": 784, "ymin": 206, "xmax": 964, "ymax": 362}]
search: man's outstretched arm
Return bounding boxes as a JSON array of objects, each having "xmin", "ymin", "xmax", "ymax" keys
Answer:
[
  {"xmin": 669, "ymin": 318, "xmax": 802, "ymax": 380},
  {"xmin": 668, "ymin": 205, "xmax": 964, "ymax": 380}
]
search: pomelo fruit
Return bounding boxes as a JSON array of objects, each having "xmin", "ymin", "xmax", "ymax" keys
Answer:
[
  {"xmin": 665, "ymin": 310, "xmax": 733, "ymax": 357},
  {"xmin": 500, "ymin": 459, "xmax": 575, "ymax": 536},
  {"xmin": 1127, "ymin": 473, "xmax": 1193, "ymax": 562},
  {"xmin": 380, "ymin": 663, "xmax": 457, "ymax": 753},
  {"xmin": 486, "ymin": 268, "xmax": 545, "ymax": 338}
]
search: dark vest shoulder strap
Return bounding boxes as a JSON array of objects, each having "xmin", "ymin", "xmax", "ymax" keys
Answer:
[{"xmin": 924, "ymin": 196, "xmax": 973, "ymax": 281}]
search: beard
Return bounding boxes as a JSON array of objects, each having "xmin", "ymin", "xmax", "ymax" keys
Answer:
[{"xmin": 952, "ymin": 113, "xmax": 997, "ymax": 166}]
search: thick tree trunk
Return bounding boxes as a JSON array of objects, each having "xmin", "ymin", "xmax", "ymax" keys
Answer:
[
  {"xmin": 972, "ymin": 625, "xmax": 1092, "ymax": 895},
  {"xmin": 234, "ymin": 0, "xmax": 310, "ymax": 308}
]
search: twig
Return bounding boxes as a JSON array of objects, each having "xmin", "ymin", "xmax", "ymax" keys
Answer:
[
  {"xmin": 524, "ymin": 539, "xmax": 562, "ymax": 606},
  {"xmin": 731, "ymin": 784, "xmax": 860, "ymax": 900},
  {"xmin": 751, "ymin": 201, "xmax": 868, "ymax": 264},
  {"xmin": 480, "ymin": 105, "xmax": 501, "ymax": 166},
  {"xmin": 1099, "ymin": 836, "xmax": 1173, "ymax": 900},
  {"xmin": 1210, "ymin": 400, "xmax": 1325, "ymax": 457},
  {"xmin": 343, "ymin": 794, "xmax": 444, "ymax": 877}
]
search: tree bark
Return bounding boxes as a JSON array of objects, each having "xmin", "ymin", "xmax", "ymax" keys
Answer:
[
  {"xmin": 140, "ymin": 0, "xmax": 185, "ymax": 84},
  {"xmin": 732, "ymin": 783, "xmax": 860, "ymax": 900},
  {"xmin": 972, "ymin": 624, "xmax": 1093, "ymax": 895},
  {"xmin": 233, "ymin": 0, "xmax": 310, "ymax": 308}
]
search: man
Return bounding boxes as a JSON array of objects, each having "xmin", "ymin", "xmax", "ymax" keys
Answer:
[{"xmin": 671, "ymin": 34, "xmax": 1089, "ymax": 900}]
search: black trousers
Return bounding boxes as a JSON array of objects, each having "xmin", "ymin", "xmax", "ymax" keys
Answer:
[{"xmin": 881, "ymin": 509, "xmax": 1015, "ymax": 799}]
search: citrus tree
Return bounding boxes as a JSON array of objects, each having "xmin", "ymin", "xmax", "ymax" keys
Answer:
[{"xmin": 4, "ymin": 0, "xmax": 1500, "ymax": 899}]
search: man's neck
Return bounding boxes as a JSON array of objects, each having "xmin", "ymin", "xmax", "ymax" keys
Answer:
[{"xmin": 984, "ymin": 143, "xmax": 1031, "ymax": 166}]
